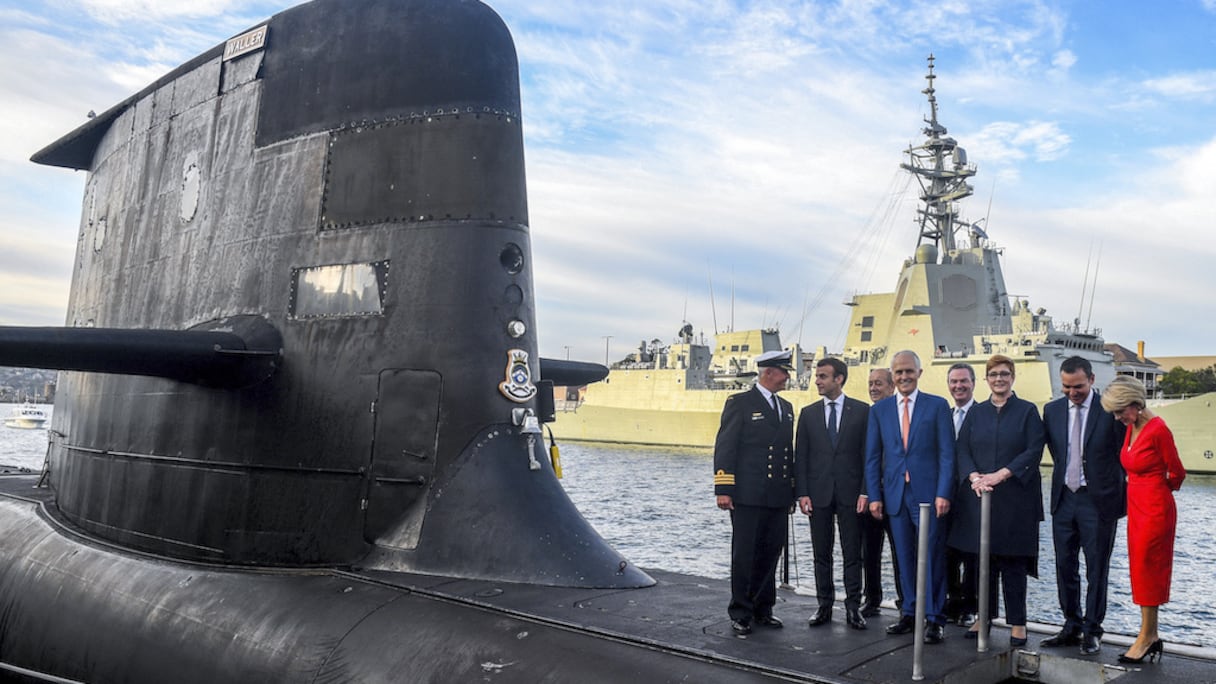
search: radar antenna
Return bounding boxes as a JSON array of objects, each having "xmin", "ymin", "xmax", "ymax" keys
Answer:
[{"xmin": 901, "ymin": 54, "xmax": 977, "ymax": 255}]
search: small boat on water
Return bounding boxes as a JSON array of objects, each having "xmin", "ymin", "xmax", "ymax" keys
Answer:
[{"xmin": 3, "ymin": 404, "xmax": 47, "ymax": 430}]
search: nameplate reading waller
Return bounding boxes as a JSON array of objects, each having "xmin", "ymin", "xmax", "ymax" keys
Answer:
[{"xmin": 224, "ymin": 25, "xmax": 267, "ymax": 62}]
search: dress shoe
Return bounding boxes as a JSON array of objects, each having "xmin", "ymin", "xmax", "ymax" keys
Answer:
[
  {"xmin": 923, "ymin": 622, "xmax": 944, "ymax": 644},
  {"xmin": 1118, "ymin": 639, "xmax": 1164, "ymax": 664},
  {"xmin": 730, "ymin": 619, "xmax": 752, "ymax": 635},
  {"xmin": 886, "ymin": 615, "xmax": 915, "ymax": 635},
  {"xmin": 1010, "ymin": 635, "xmax": 1028, "ymax": 648},
  {"xmin": 807, "ymin": 607, "xmax": 831, "ymax": 627},
  {"xmin": 846, "ymin": 607, "xmax": 867, "ymax": 630},
  {"xmin": 1080, "ymin": 633, "xmax": 1102, "ymax": 655},
  {"xmin": 1040, "ymin": 628, "xmax": 1082, "ymax": 648},
  {"xmin": 860, "ymin": 599, "xmax": 881, "ymax": 617},
  {"xmin": 754, "ymin": 614, "xmax": 783, "ymax": 628}
]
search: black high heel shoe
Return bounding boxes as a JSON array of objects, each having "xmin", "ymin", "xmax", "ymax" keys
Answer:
[{"xmin": 1117, "ymin": 639, "xmax": 1164, "ymax": 664}]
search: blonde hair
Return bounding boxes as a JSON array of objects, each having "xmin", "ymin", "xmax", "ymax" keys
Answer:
[{"xmin": 1100, "ymin": 375, "xmax": 1148, "ymax": 414}]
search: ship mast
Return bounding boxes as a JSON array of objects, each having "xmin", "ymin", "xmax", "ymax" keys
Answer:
[{"xmin": 902, "ymin": 54, "xmax": 976, "ymax": 254}]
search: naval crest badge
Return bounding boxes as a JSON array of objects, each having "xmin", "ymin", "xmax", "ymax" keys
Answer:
[{"xmin": 498, "ymin": 349, "xmax": 537, "ymax": 403}]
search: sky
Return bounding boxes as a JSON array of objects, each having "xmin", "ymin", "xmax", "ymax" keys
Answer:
[{"xmin": 2, "ymin": 0, "xmax": 1215, "ymax": 366}]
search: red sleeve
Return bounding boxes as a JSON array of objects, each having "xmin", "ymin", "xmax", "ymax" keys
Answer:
[{"xmin": 1156, "ymin": 420, "xmax": 1186, "ymax": 491}]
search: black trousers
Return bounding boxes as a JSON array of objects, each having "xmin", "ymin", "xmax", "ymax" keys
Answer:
[
  {"xmin": 860, "ymin": 511, "xmax": 903, "ymax": 609},
  {"xmin": 946, "ymin": 547, "xmax": 978, "ymax": 618},
  {"xmin": 1051, "ymin": 487, "xmax": 1117, "ymax": 636},
  {"xmin": 728, "ymin": 504, "xmax": 789, "ymax": 622},
  {"xmin": 808, "ymin": 500, "xmax": 863, "ymax": 609},
  {"xmin": 983, "ymin": 554, "xmax": 1031, "ymax": 626}
]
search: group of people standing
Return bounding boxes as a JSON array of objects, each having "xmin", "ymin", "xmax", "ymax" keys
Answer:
[{"xmin": 713, "ymin": 349, "xmax": 1186, "ymax": 664}]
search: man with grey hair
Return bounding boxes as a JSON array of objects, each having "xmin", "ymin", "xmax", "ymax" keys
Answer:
[
  {"xmin": 714, "ymin": 350, "xmax": 797, "ymax": 636},
  {"xmin": 865, "ymin": 350, "xmax": 955, "ymax": 644}
]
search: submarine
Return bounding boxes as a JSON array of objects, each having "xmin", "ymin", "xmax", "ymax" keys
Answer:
[{"xmin": 0, "ymin": 0, "xmax": 700, "ymax": 679}]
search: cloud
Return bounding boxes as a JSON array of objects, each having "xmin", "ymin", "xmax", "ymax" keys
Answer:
[
  {"xmin": 992, "ymin": 134, "xmax": 1216, "ymax": 355},
  {"xmin": 1051, "ymin": 49, "xmax": 1077, "ymax": 71},
  {"xmin": 0, "ymin": 30, "xmax": 125, "ymax": 164},
  {"xmin": 77, "ymin": 0, "xmax": 247, "ymax": 23},
  {"xmin": 967, "ymin": 120, "xmax": 1071, "ymax": 167},
  {"xmin": 1142, "ymin": 71, "xmax": 1216, "ymax": 101}
]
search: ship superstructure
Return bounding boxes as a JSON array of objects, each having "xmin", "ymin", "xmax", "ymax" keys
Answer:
[{"xmin": 837, "ymin": 55, "xmax": 1112, "ymax": 399}]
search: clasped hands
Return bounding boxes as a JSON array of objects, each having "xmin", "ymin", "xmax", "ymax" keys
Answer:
[{"xmin": 968, "ymin": 468, "xmax": 1011, "ymax": 496}]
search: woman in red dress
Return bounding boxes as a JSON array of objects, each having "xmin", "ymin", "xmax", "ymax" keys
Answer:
[{"xmin": 1101, "ymin": 376, "xmax": 1186, "ymax": 664}]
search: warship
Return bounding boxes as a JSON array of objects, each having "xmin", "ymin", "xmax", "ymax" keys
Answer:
[{"xmin": 556, "ymin": 57, "xmax": 1216, "ymax": 475}]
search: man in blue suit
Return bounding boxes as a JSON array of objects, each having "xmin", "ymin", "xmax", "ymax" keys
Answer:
[{"xmin": 865, "ymin": 350, "xmax": 955, "ymax": 644}]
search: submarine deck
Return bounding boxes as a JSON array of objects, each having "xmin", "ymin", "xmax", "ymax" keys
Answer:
[
  {"xmin": 4, "ymin": 469, "xmax": 1215, "ymax": 683},
  {"xmin": 356, "ymin": 570, "xmax": 1216, "ymax": 683}
]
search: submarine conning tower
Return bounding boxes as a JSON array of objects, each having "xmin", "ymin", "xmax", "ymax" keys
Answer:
[{"xmin": 25, "ymin": 0, "xmax": 650, "ymax": 588}]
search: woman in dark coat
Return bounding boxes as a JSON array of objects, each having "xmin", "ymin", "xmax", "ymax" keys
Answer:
[{"xmin": 948, "ymin": 355, "xmax": 1046, "ymax": 646}]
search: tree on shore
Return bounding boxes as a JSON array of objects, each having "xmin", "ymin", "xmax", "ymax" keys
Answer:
[{"xmin": 1159, "ymin": 365, "xmax": 1216, "ymax": 396}]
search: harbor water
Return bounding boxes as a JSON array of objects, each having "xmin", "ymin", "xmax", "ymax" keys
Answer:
[{"xmin": 4, "ymin": 412, "xmax": 1213, "ymax": 649}]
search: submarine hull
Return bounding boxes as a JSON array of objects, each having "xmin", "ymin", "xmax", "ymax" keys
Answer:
[{"xmin": 0, "ymin": 487, "xmax": 771, "ymax": 683}]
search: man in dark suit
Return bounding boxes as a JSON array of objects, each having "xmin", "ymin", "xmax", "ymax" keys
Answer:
[
  {"xmin": 1040, "ymin": 356, "xmax": 1126, "ymax": 655},
  {"xmin": 944, "ymin": 363, "xmax": 978, "ymax": 626},
  {"xmin": 859, "ymin": 368, "xmax": 900, "ymax": 617},
  {"xmin": 865, "ymin": 350, "xmax": 955, "ymax": 644},
  {"xmin": 796, "ymin": 358, "xmax": 869, "ymax": 630},
  {"xmin": 714, "ymin": 350, "xmax": 797, "ymax": 636}
]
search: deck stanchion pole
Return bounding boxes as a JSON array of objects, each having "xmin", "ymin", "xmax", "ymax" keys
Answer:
[
  {"xmin": 780, "ymin": 514, "xmax": 792, "ymax": 589},
  {"xmin": 977, "ymin": 490, "xmax": 991, "ymax": 653},
  {"xmin": 912, "ymin": 503, "xmax": 930, "ymax": 681}
]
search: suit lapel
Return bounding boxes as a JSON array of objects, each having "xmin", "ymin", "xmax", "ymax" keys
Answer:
[
  {"xmin": 1052, "ymin": 400, "xmax": 1071, "ymax": 463},
  {"xmin": 1082, "ymin": 391, "xmax": 1101, "ymax": 449},
  {"xmin": 834, "ymin": 398, "xmax": 855, "ymax": 451},
  {"xmin": 905, "ymin": 394, "xmax": 925, "ymax": 451},
  {"xmin": 884, "ymin": 399, "xmax": 905, "ymax": 454}
]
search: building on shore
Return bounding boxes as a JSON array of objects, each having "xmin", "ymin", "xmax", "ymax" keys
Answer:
[{"xmin": 1105, "ymin": 341, "xmax": 1163, "ymax": 396}]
